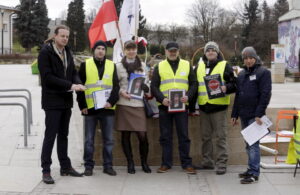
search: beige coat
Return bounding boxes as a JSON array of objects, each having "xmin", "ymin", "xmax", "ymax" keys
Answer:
[{"xmin": 116, "ymin": 62, "xmax": 148, "ymax": 107}]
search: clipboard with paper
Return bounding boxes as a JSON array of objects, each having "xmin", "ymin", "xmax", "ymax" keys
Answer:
[
  {"xmin": 92, "ymin": 89, "xmax": 111, "ymax": 110},
  {"xmin": 241, "ymin": 115, "xmax": 273, "ymax": 146}
]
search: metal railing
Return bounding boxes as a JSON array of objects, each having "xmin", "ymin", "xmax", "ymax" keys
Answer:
[
  {"xmin": 0, "ymin": 89, "xmax": 35, "ymax": 148},
  {"xmin": 0, "ymin": 103, "xmax": 28, "ymax": 147},
  {"xmin": 0, "ymin": 89, "xmax": 33, "ymax": 125},
  {"xmin": 0, "ymin": 95, "xmax": 31, "ymax": 134}
]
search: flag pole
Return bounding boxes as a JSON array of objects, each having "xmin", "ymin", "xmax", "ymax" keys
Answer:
[
  {"xmin": 115, "ymin": 21, "xmax": 124, "ymax": 53},
  {"xmin": 134, "ymin": 1, "xmax": 139, "ymax": 42}
]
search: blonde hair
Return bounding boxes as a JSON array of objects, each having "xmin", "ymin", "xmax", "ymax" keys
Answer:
[{"xmin": 44, "ymin": 25, "xmax": 70, "ymax": 44}]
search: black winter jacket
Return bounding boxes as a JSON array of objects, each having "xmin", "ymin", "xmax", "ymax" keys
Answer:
[
  {"xmin": 38, "ymin": 42, "xmax": 82, "ymax": 110},
  {"xmin": 231, "ymin": 62, "xmax": 272, "ymax": 120}
]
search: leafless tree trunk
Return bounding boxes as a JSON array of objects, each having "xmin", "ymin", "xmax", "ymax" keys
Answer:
[
  {"xmin": 168, "ymin": 23, "xmax": 188, "ymax": 42},
  {"xmin": 152, "ymin": 24, "xmax": 169, "ymax": 46},
  {"xmin": 186, "ymin": 0, "xmax": 220, "ymax": 43}
]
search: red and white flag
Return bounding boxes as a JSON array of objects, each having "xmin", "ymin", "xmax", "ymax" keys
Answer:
[{"xmin": 88, "ymin": 0, "xmax": 118, "ymax": 48}]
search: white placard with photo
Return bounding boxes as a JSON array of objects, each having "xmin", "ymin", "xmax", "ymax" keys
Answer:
[
  {"xmin": 168, "ymin": 89, "xmax": 186, "ymax": 113},
  {"xmin": 92, "ymin": 89, "xmax": 111, "ymax": 110}
]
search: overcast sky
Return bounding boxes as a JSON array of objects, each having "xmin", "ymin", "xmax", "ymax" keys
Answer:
[{"xmin": 1, "ymin": 0, "xmax": 277, "ymax": 25}]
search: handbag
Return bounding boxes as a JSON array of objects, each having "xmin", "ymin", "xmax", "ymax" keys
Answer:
[{"xmin": 143, "ymin": 97, "xmax": 154, "ymax": 118}]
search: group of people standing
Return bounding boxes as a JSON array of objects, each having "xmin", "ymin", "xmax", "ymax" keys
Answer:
[{"xmin": 38, "ymin": 25, "xmax": 272, "ymax": 185}]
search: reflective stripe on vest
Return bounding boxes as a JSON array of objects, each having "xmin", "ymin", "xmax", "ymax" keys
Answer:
[
  {"xmin": 84, "ymin": 58, "xmax": 115, "ymax": 110},
  {"xmin": 197, "ymin": 60, "xmax": 230, "ymax": 105},
  {"xmin": 158, "ymin": 59, "xmax": 190, "ymax": 105}
]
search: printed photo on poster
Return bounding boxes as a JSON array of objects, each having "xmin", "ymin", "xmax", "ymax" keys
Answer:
[
  {"xmin": 127, "ymin": 73, "xmax": 146, "ymax": 100},
  {"xmin": 204, "ymin": 74, "xmax": 225, "ymax": 99},
  {"xmin": 168, "ymin": 89, "xmax": 186, "ymax": 113}
]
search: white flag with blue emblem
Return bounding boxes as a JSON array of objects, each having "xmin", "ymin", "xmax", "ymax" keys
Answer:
[{"xmin": 113, "ymin": 0, "xmax": 140, "ymax": 63}]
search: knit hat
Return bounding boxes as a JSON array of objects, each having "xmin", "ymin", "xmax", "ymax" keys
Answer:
[
  {"xmin": 204, "ymin": 41, "xmax": 220, "ymax": 53},
  {"xmin": 92, "ymin": 40, "xmax": 107, "ymax": 51},
  {"xmin": 242, "ymin": 47, "xmax": 259, "ymax": 60}
]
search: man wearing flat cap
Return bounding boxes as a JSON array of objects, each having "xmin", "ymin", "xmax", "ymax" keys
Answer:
[
  {"xmin": 231, "ymin": 46, "xmax": 271, "ymax": 184},
  {"xmin": 76, "ymin": 40, "xmax": 120, "ymax": 176},
  {"xmin": 151, "ymin": 42, "xmax": 198, "ymax": 174},
  {"xmin": 193, "ymin": 41, "xmax": 236, "ymax": 175}
]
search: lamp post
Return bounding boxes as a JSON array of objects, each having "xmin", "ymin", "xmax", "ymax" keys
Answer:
[
  {"xmin": 234, "ymin": 35, "xmax": 238, "ymax": 65},
  {"xmin": 73, "ymin": 31, "xmax": 77, "ymax": 53},
  {"xmin": 1, "ymin": 9, "xmax": 4, "ymax": 55}
]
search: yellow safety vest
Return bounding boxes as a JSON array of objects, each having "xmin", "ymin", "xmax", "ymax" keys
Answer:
[
  {"xmin": 197, "ymin": 60, "xmax": 230, "ymax": 105},
  {"xmin": 294, "ymin": 111, "xmax": 300, "ymax": 160},
  {"xmin": 158, "ymin": 59, "xmax": 190, "ymax": 105},
  {"xmin": 84, "ymin": 58, "xmax": 115, "ymax": 110}
]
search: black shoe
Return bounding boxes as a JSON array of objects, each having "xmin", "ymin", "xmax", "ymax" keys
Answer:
[
  {"xmin": 127, "ymin": 161, "xmax": 135, "ymax": 174},
  {"xmin": 194, "ymin": 164, "xmax": 215, "ymax": 170},
  {"xmin": 42, "ymin": 173, "xmax": 55, "ymax": 184},
  {"xmin": 103, "ymin": 168, "xmax": 117, "ymax": 176},
  {"xmin": 60, "ymin": 168, "xmax": 83, "ymax": 177},
  {"xmin": 83, "ymin": 168, "xmax": 93, "ymax": 176},
  {"xmin": 239, "ymin": 171, "xmax": 252, "ymax": 178},
  {"xmin": 240, "ymin": 175, "xmax": 259, "ymax": 184},
  {"xmin": 142, "ymin": 163, "xmax": 152, "ymax": 173},
  {"xmin": 216, "ymin": 167, "xmax": 227, "ymax": 175}
]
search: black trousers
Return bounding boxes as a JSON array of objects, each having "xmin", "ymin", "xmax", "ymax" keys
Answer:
[{"xmin": 41, "ymin": 109, "xmax": 72, "ymax": 173}]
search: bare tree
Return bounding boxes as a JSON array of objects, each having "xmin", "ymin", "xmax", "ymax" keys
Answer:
[
  {"xmin": 186, "ymin": 0, "xmax": 220, "ymax": 42},
  {"xmin": 59, "ymin": 9, "xmax": 68, "ymax": 21},
  {"xmin": 213, "ymin": 9, "xmax": 238, "ymax": 43},
  {"xmin": 151, "ymin": 24, "xmax": 169, "ymax": 46},
  {"xmin": 86, "ymin": 8, "xmax": 97, "ymax": 23},
  {"xmin": 168, "ymin": 23, "xmax": 188, "ymax": 42}
]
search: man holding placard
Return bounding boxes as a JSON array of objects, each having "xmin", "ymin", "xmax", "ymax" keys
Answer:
[
  {"xmin": 194, "ymin": 41, "xmax": 236, "ymax": 175},
  {"xmin": 231, "ymin": 47, "xmax": 272, "ymax": 184},
  {"xmin": 151, "ymin": 42, "xmax": 198, "ymax": 174},
  {"xmin": 76, "ymin": 40, "xmax": 120, "ymax": 176}
]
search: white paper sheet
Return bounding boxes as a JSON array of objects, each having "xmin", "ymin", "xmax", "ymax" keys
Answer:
[
  {"xmin": 92, "ymin": 89, "xmax": 111, "ymax": 110},
  {"xmin": 241, "ymin": 115, "xmax": 273, "ymax": 146}
]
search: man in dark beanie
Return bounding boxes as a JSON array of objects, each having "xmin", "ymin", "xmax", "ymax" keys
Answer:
[
  {"xmin": 76, "ymin": 40, "xmax": 120, "ymax": 176},
  {"xmin": 192, "ymin": 41, "xmax": 236, "ymax": 175},
  {"xmin": 231, "ymin": 46, "xmax": 271, "ymax": 184}
]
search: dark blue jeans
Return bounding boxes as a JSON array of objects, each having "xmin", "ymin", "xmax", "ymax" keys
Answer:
[
  {"xmin": 241, "ymin": 118, "xmax": 260, "ymax": 177},
  {"xmin": 84, "ymin": 113, "xmax": 114, "ymax": 169},
  {"xmin": 159, "ymin": 109, "xmax": 192, "ymax": 169}
]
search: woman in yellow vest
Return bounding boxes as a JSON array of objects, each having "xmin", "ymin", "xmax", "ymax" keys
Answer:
[
  {"xmin": 76, "ymin": 40, "xmax": 120, "ymax": 176},
  {"xmin": 192, "ymin": 41, "xmax": 236, "ymax": 175},
  {"xmin": 115, "ymin": 40, "xmax": 151, "ymax": 174}
]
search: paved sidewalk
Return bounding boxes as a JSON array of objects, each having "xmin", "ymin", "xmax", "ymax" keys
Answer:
[{"xmin": 0, "ymin": 65, "xmax": 299, "ymax": 195}]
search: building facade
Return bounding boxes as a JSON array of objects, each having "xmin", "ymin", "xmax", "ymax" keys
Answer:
[
  {"xmin": 0, "ymin": 5, "xmax": 18, "ymax": 54},
  {"xmin": 278, "ymin": 0, "xmax": 300, "ymax": 72}
]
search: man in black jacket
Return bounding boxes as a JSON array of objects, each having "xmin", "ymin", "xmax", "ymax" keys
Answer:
[
  {"xmin": 231, "ymin": 47, "xmax": 272, "ymax": 184},
  {"xmin": 76, "ymin": 40, "xmax": 119, "ymax": 176},
  {"xmin": 192, "ymin": 41, "xmax": 236, "ymax": 175},
  {"xmin": 151, "ymin": 42, "xmax": 198, "ymax": 174},
  {"xmin": 38, "ymin": 25, "xmax": 85, "ymax": 184}
]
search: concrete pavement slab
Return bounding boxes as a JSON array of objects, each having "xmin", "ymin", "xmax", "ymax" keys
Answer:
[{"xmin": 0, "ymin": 166, "xmax": 41, "ymax": 193}]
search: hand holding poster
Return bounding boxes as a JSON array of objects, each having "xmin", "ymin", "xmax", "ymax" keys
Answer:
[{"xmin": 204, "ymin": 74, "xmax": 225, "ymax": 99}]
